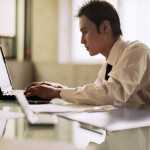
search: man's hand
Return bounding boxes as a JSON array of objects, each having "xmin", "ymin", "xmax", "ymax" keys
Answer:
[
  {"xmin": 25, "ymin": 81, "xmax": 65, "ymax": 92},
  {"xmin": 24, "ymin": 84, "xmax": 61, "ymax": 100}
]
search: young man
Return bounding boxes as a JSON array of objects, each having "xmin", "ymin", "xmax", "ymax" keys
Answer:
[{"xmin": 25, "ymin": 0, "xmax": 150, "ymax": 106}]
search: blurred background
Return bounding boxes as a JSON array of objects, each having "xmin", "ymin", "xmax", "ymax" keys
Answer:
[{"xmin": 0, "ymin": 0, "xmax": 150, "ymax": 89}]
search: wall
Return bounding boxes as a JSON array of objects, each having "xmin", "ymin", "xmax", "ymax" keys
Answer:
[
  {"xmin": 31, "ymin": 0, "xmax": 58, "ymax": 63},
  {"xmin": 33, "ymin": 63, "xmax": 100, "ymax": 87},
  {"xmin": 7, "ymin": 60, "xmax": 34, "ymax": 89}
]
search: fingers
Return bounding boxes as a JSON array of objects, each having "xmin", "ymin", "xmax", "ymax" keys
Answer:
[
  {"xmin": 24, "ymin": 83, "xmax": 61, "ymax": 100},
  {"xmin": 25, "ymin": 81, "xmax": 48, "ymax": 93},
  {"xmin": 24, "ymin": 81, "xmax": 63, "ymax": 98},
  {"xmin": 25, "ymin": 85, "xmax": 38, "ymax": 97},
  {"xmin": 25, "ymin": 81, "xmax": 64, "ymax": 92},
  {"xmin": 25, "ymin": 84, "xmax": 51, "ymax": 97}
]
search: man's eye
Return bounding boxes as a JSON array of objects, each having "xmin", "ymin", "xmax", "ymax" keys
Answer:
[{"xmin": 83, "ymin": 31, "xmax": 87, "ymax": 35}]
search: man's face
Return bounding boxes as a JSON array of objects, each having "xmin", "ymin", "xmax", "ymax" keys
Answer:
[{"xmin": 79, "ymin": 15, "xmax": 111, "ymax": 56}]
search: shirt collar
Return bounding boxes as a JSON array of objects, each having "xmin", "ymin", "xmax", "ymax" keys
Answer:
[{"xmin": 107, "ymin": 36, "xmax": 129, "ymax": 66}]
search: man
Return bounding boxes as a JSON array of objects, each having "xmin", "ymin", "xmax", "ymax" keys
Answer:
[{"xmin": 25, "ymin": 0, "xmax": 150, "ymax": 106}]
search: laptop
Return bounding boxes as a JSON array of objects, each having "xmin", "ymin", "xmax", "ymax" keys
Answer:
[
  {"xmin": 0, "ymin": 46, "xmax": 58, "ymax": 125},
  {"xmin": 0, "ymin": 46, "xmax": 50, "ymax": 104}
]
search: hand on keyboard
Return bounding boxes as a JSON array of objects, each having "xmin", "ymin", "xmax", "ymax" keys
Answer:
[{"xmin": 24, "ymin": 82, "xmax": 61, "ymax": 101}]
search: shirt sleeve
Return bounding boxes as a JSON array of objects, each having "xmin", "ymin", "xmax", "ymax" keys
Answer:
[
  {"xmin": 60, "ymin": 83, "xmax": 114, "ymax": 105},
  {"xmin": 60, "ymin": 45, "xmax": 148, "ymax": 105}
]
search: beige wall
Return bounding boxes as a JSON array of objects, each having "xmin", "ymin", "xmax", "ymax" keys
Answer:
[
  {"xmin": 33, "ymin": 63, "xmax": 100, "ymax": 87},
  {"xmin": 31, "ymin": 0, "xmax": 58, "ymax": 63},
  {"xmin": 7, "ymin": 60, "xmax": 34, "ymax": 89}
]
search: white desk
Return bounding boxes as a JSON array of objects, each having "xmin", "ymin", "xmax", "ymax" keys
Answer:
[
  {"xmin": 1, "ymin": 99, "xmax": 150, "ymax": 150},
  {"xmin": 59, "ymin": 106, "xmax": 150, "ymax": 150},
  {"xmin": 59, "ymin": 106, "xmax": 150, "ymax": 132}
]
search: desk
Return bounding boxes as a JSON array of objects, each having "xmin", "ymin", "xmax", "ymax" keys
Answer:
[
  {"xmin": 1, "ymin": 100, "xmax": 150, "ymax": 150},
  {"xmin": 59, "ymin": 106, "xmax": 150, "ymax": 150},
  {"xmin": 0, "ymin": 100, "xmax": 104, "ymax": 149}
]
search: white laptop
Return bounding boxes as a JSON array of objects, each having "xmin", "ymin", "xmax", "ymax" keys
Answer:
[
  {"xmin": 0, "ymin": 46, "xmax": 50, "ymax": 104},
  {"xmin": 0, "ymin": 46, "xmax": 57, "ymax": 125}
]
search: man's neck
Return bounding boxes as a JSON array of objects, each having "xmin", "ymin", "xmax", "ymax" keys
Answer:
[{"xmin": 105, "ymin": 36, "xmax": 119, "ymax": 59}]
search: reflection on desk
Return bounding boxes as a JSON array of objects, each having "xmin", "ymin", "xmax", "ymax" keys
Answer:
[
  {"xmin": 0, "ymin": 100, "xmax": 103, "ymax": 149},
  {"xmin": 59, "ymin": 106, "xmax": 150, "ymax": 150},
  {"xmin": 2, "ymin": 100, "xmax": 150, "ymax": 150},
  {"xmin": 0, "ymin": 139, "xmax": 84, "ymax": 150}
]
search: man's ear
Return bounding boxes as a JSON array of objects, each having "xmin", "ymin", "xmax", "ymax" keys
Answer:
[{"xmin": 99, "ymin": 20, "xmax": 111, "ymax": 33}]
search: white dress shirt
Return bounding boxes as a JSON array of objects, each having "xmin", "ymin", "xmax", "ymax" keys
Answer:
[{"xmin": 60, "ymin": 37, "xmax": 150, "ymax": 106}]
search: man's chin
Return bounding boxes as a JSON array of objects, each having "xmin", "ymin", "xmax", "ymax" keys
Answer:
[{"xmin": 87, "ymin": 48, "xmax": 97, "ymax": 56}]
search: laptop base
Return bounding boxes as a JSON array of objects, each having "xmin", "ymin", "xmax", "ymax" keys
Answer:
[{"xmin": 0, "ymin": 94, "xmax": 50, "ymax": 104}]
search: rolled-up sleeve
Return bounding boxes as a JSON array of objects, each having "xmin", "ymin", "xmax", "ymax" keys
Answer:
[{"xmin": 60, "ymin": 81, "xmax": 115, "ymax": 105}]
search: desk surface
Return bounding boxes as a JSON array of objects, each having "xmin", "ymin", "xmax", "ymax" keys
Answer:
[
  {"xmin": 1, "ymin": 100, "xmax": 150, "ymax": 150},
  {"xmin": 0, "ymin": 101, "xmax": 72, "ymax": 141},
  {"xmin": 59, "ymin": 106, "xmax": 150, "ymax": 132},
  {"xmin": 0, "ymin": 139, "xmax": 83, "ymax": 150},
  {"xmin": 0, "ymin": 100, "xmax": 104, "ymax": 148}
]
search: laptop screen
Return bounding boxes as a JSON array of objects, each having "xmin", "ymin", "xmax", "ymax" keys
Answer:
[{"xmin": 0, "ymin": 47, "xmax": 13, "ymax": 93}]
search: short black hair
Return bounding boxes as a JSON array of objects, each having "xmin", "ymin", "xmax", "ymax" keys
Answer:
[{"xmin": 77, "ymin": 0, "xmax": 122, "ymax": 37}]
